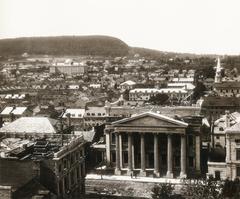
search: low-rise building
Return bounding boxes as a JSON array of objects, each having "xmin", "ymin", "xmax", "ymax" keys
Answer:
[
  {"xmin": 119, "ymin": 80, "xmax": 136, "ymax": 91},
  {"xmin": 62, "ymin": 108, "xmax": 85, "ymax": 130}
]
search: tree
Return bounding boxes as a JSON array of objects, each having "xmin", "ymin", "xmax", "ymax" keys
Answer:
[
  {"xmin": 181, "ymin": 177, "xmax": 223, "ymax": 199},
  {"xmin": 192, "ymin": 81, "xmax": 206, "ymax": 101},
  {"xmin": 149, "ymin": 93, "xmax": 169, "ymax": 105},
  {"xmin": 151, "ymin": 183, "xmax": 175, "ymax": 199}
]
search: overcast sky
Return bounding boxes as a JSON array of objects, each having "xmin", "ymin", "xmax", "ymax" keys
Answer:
[{"xmin": 1, "ymin": 0, "xmax": 240, "ymax": 55}]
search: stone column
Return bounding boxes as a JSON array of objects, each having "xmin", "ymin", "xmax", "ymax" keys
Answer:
[
  {"xmin": 154, "ymin": 134, "xmax": 160, "ymax": 177},
  {"xmin": 119, "ymin": 133, "xmax": 123, "ymax": 169},
  {"xmin": 105, "ymin": 129, "xmax": 111, "ymax": 166},
  {"xmin": 140, "ymin": 133, "xmax": 146, "ymax": 176},
  {"xmin": 166, "ymin": 134, "xmax": 173, "ymax": 178},
  {"xmin": 115, "ymin": 132, "xmax": 121, "ymax": 175},
  {"xmin": 180, "ymin": 135, "xmax": 187, "ymax": 178},
  {"xmin": 127, "ymin": 133, "xmax": 133, "ymax": 174},
  {"xmin": 195, "ymin": 135, "xmax": 201, "ymax": 173}
]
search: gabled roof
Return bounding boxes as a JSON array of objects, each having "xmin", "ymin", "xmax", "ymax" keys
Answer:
[
  {"xmin": 120, "ymin": 80, "xmax": 136, "ymax": 86},
  {"xmin": 0, "ymin": 117, "xmax": 59, "ymax": 134},
  {"xmin": 112, "ymin": 111, "xmax": 188, "ymax": 127}
]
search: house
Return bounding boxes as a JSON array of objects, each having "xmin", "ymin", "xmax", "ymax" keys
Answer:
[
  {"xmin": 62, "ymin": 108, "xmax": 85, "ymax": 130},
  {"xmin": 119, "ymin": 80, "xmax": 136, "ymax": 91}
]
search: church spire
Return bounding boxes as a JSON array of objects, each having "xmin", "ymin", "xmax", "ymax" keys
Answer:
[{"xmin": 215, "ymin": 57, "xmax": 222, "ymax": 83}]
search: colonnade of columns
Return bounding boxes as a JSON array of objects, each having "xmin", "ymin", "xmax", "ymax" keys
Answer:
[{"xmin": 114, "ymin": 132, "xmax": 187, "ymax": 178}]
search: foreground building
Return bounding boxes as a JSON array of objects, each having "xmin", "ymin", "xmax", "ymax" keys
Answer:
[
  {"xmin": 104, "ymin": 112, "xmax": 202, "ymax": 178},
  {"xmin": 0, "ymin": 117, "xmax": 86, "ymax": 198}
]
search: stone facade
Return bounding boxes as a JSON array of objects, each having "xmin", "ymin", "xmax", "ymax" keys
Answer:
[{"xmin": 104, "ymin": 112, "xmax": 202, "ymax": 178}]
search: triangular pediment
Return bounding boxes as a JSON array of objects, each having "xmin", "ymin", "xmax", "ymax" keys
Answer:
[{"xmin": 112, "ymin": 112, "xmax": 188, "ymax": 127}]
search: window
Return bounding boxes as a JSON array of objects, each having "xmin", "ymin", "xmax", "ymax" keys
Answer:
[
  {"xmin": 215, "ymin": 171, "xmax": 221, "ymax": 180},
  {"xmin": 123, "ymin": 151, "xmax": 128, "ymax": 164},
  {"xmin": 216, "ymin": 136, "xmax": 220, "ymax": 140},
  {"xmin": 219, "ymin": 127, "xmax": 224, "ymax": 131},
  {"xmin": 236, "ymin": 149, "xmax": 240, "ymax": 160},
  {"xmin": 98, "ymin": 113, "xmax": 101, "ymax": 116},
  {"xmin": 237, "ymin": 167, "xmax": 240, "ymax": 177},
  {"xmin": 111, "ymin": 152, "xmax": 116, "ymax": 163},
  {"xmin": 235, "ymin": 139, "xmax": 240, "ymax": 145}
]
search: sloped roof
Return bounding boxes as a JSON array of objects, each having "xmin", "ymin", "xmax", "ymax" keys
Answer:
[
  {"xmin": 226, "ymin": 122, "xmax": 240, "ymax": 133},
  {"xmin": 112, "ymin": 111, "xmax": 188, "ymax": 127},
  {"xmin": 0, "ymin": 117, "xmax": 59, "ymax": 134},
  {"xmin": 0, "ymin": 106, "xmax": 27, "ymax": 115},
  {"xmin": 120, "ymin": 80, "xmax": 136, "ymax": 86}
]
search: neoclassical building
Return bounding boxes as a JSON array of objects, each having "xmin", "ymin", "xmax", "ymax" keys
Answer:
[{"xmin": 104, "ymin": 112, "xmax": 202, "ymax": 178}]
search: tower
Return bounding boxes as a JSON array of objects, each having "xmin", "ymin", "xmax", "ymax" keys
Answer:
[{"xmin": 214, "ymin": 57, "xmax": 223, "ymax": 83}]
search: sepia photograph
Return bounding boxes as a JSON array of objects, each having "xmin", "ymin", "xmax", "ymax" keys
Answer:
[{"xmin": 0, "ymin": 0, "xmax": 240, "ymax": 198}]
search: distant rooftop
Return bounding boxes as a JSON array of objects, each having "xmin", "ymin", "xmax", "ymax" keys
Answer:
[
  {"xmin": 0, "ymin": 106, "xmax": 27, "ymax": 115},
  {"xmin": 62, "ymin": 109, "xmax": 85, "ymax": 119}
]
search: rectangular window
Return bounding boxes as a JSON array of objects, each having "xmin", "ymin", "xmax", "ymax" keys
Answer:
[
  {"xmin": 236, "ymin": 139, "xmax": 240, "ymax": 145},
  {"xmin": 236, "ymin": 149, "xmax": 240, "ymax": 160},
  {"xmin": 215, "ymin": 171, "xmax": 221, "ymax": 180},
  {"xmin": 123, "ymin": 151, "xmax": 128, "ymax": 164},
  {"xmin": 111, "ymin": 152, "xmax": 116, "ymax": 163},
  {"xmin": 237, "ymin": 167, "xmax": 240, "ymax": 177}
]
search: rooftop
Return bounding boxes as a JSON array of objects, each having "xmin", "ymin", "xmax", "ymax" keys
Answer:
[
  {"xmin": 0, "ymin": 106, "xmax": 27, "ymax": 115},
  {"xmin": 62, "ymin": 108, "xmax": 85, "ymax": 118},
  {"xmin": 0, "ymin": 117, "xmax": 60, "ymax": 134}
]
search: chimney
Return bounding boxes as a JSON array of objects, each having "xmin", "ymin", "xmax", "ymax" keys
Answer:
[{"xmin": 225, "ymin": 110, "xmax": 230, "ymax": 128}]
